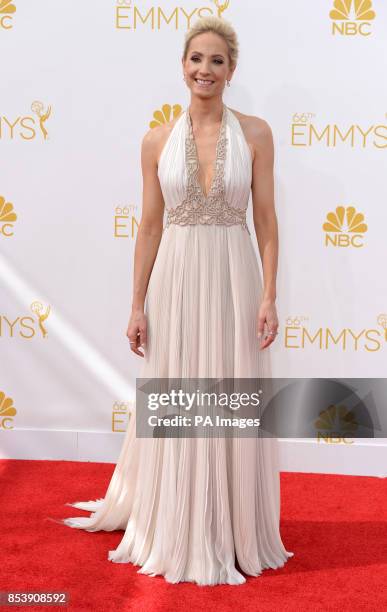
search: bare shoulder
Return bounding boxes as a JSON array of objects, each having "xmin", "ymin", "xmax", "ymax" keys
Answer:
[
  {"xmin": 227, "ymin": 107, "xmax": 273, "ymax": 158},
  {"xmin": 142, "ymin": 112, "xmax": 183, "ymax": 167}
]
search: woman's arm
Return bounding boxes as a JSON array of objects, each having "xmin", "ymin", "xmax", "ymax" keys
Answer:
[
  {"xmin": 127, "ymin": 126, "xmax": 166, "ymax": 356},
  {"xmin": 251, "ymin": 119, "xmax": 279, "ymax": 350}
]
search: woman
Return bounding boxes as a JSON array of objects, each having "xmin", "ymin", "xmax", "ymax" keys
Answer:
[{"xmin": 60, "ymin": 16, "xmax": 294, "ymax": 585}]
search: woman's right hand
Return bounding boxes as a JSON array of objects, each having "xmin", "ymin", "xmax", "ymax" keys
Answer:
[{"xmin": 126, "ymin": 310, "xmax": 147, "ymax": 357}]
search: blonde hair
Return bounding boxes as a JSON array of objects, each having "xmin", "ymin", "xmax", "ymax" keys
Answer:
[{"xmin": 182, "ymin": 16, "xmax": 239, "ymax": 70}]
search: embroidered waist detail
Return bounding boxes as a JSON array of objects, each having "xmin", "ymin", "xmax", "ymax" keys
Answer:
[
  {"xmin": 164, "ymin": 104, "xmax": 251, "ymax": 236},
  {"xmin": 165, "ymin": 200, "xmax": 250, "ymax": 233}
]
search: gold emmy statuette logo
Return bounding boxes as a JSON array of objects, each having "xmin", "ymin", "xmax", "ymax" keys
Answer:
[
  {"xmin": 115, "ymin": 1, "xmax": 230, "ymax": 30},
  {"xmin": 149, "ymin": 103, "xmax": 183, "ymax": 129},
  {"xmin": 329, "ymin": 0, "xmax": 376, "ymax": 36},
  {"xmin": 284, "ymin": 316, "xmax": 384, "ymax": 352},
  {"xmin": 112, "ymin": 401, "xmax": 133, "ymax": 432},
  {"xmin": 323, "ymin": 206, "xmax": 368, "ymax": 247},
  {"xmin": 31, "ymin": 101, "xmax": 51, "ymax": 140},
  {"xmin": 291, "ymin": 113, "xmax": 387, "ymax": 148},
  {"xmin": 315, "ymin": 404, "xmax": 357, "ymax": 444},
  {"xmin": 0, "ymin": 102, "xmax": 52, "ymax": 140},
  {"xmin": 377, "ymin": 314, "xmax": 387, "ymax": 342},
  {"xmin": 114, "ymin": 205, "xmax": 138, "ymax": 238},
  {"xmin": 212, "ymin": 0, "xmax": 230, "ymax": 18},
  {"xmin": 0, "ymin": 390, "xmax": 17, "ymax": 430},
  {"xmin": 0, "ymin": 195, "xmax": 17, "ymax": 237},
  {"xmin": 31, "ymin": 301, "xmax": 50, "ymax": 338},
  {"xmin": 0, "ymin": 0, "xmax": 16, "ymax": 29}
]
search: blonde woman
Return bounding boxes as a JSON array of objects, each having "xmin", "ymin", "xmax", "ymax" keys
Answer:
[{"xmin": 61, "ymin": 16, "xmax": 294, "ymax": 585}]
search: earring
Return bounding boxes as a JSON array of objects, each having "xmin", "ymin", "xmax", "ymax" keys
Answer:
[
  {"xmin": 183, "ymin": 74, "xmax": 186, "ymax": 81},
  {"xmin": 227, "ymin": 80, "xmax": 231, "ymax": 87}
]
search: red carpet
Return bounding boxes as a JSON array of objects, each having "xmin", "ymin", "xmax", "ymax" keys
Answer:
[{"xmin": 1, "ymin": 459, "xmax": 386, "ymax": 611}]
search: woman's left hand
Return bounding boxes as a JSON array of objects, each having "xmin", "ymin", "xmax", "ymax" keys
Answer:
[{"xmin": 257, "ymin": 299, "xmax": 279, "ymax": 350}]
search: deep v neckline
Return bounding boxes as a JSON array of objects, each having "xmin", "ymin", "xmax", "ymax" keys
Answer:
[{"xmin": 186, "ymin": 104, "xmax": 227, "ymax": 200}]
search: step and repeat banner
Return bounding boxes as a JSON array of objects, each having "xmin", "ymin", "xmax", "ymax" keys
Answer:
[{"xmin": 1, "ymin": 1, "xmax": 386, "ymax": 469}]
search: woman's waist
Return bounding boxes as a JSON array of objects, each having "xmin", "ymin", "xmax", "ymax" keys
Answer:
[{"xmin": 164, "ymin": 200, "xmax": 250, "ymax": 235}]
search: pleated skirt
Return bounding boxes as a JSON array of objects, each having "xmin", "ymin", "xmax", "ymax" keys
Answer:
[{"xmin": 61, "ymin": 224, "xmax": 294, "ymax": 585}]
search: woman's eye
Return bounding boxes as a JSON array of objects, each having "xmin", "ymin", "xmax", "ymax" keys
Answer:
[{"xmin": 190, "ymin": 57, "xmax": 224, "ymax": 64}]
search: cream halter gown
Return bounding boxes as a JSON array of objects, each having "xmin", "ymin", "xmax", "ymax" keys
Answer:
[{"xmin": 59, "ymin": 104, "xmax": 294, "ymax": 585}]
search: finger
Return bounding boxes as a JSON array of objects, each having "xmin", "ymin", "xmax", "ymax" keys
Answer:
[
  {"xmin": 257, "ymin": 316, "xmax": 265, "ymax": 339},
  {"xmin": 259, "ymin": 335, "xmax": 270, "ymax": 348},
  {"xmin": 259, "ymin": 329, "xmax": 278, "ymax": 349},
  {"xmin": 131, "ymin": 345, "xmax": 144, "ymax": 357},
  {"xmin": 259, "ymin": 338, "xmax": 273, "ymax": 350},
  {"xmin": 129, "ymin": 333, "xmax": 144, "ymax": 357},
  {"xmin": 260, "ymin": 337, "xmax": 273, "ymax": 349},
  {"xmin": 139, "ymin": 326, "xmax": 147, "ymax": 348}
]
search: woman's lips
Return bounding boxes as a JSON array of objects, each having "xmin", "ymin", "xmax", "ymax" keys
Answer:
[{"xmin": 195, "ymin": 78, "xmax": 215, "ymax": 87}]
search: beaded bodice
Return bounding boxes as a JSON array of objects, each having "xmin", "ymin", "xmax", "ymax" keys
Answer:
[{"xmin": 158, "ymin": 104, "xmax": 252, "ymax": 235}]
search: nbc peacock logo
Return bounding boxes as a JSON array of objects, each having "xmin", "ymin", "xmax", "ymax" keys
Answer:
[
  {"xmin": 0, "ymin": 391, "xmax": 17, "ymax": 429},
  {"xmin": 329, "ymin": 0, "xmax": 376, "ymax": 36},
  {"xmin": 115, "ymin": 0, "xmax": 230, "ymax": 30},
  {"xmin": 0, "ymin": 194, "xmax": 17, "ymax": 237},
  {"xmin": 315, "ymin": 404, "xmax": 357, "ymax": 444},
  {"xmin": 323, "ymin": 206, "xmax": 368, "ymax": 247},
  {"xmin": 149, "ymin": 103, "xmax": 183, "ymax": 129},
  {"xmin": 0, "ymin": 0, "xmax": 16, "ymax": 29}
]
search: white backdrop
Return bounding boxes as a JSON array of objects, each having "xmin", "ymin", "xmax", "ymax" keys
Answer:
[{"xmin": 1, "ymin": 0, "xmax": 386, "ymax": 475}]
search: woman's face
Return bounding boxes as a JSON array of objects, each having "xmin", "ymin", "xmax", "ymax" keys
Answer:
[{"xmin": 182, "ymin": 32, "xmax": 234, "ymax": 98}]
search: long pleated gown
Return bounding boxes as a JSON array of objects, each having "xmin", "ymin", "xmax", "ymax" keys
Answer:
[{"xmin": 60, "ymin": 103, "xmax": 294, "ymax": 585}]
